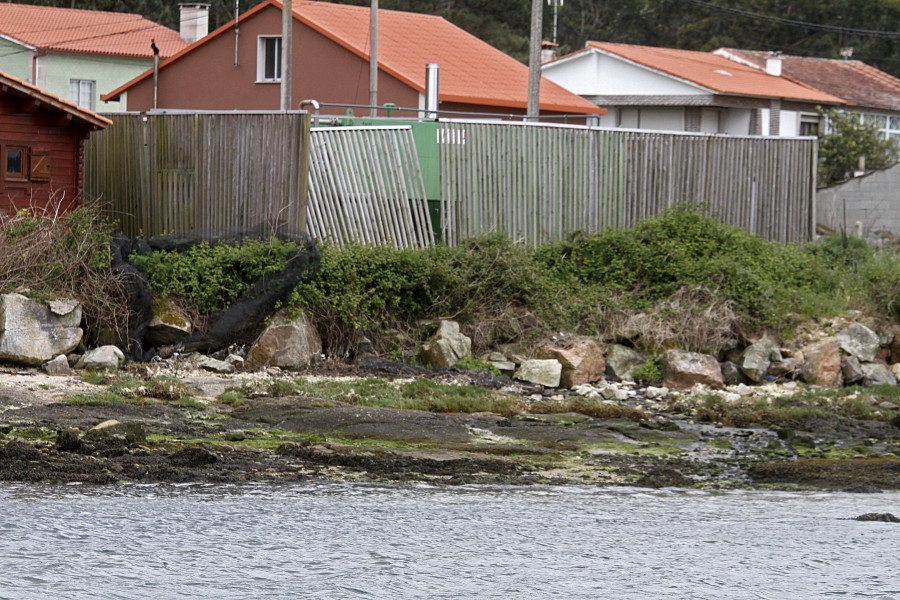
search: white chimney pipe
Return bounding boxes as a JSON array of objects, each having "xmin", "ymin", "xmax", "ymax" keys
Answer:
[
  {"xmin": 765, "ymin": 54, "xmax": 783, "ymax": 77},
  {"xmin": 425, "ymin": 63, "xmax": 439, "ymax": 120},
  {"xmin": 180, "ymin": 3, "xmax": 210, "ymax": 45}
]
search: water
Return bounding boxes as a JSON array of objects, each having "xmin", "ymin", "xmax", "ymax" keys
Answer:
[{"xmin": 1, "ymin": 483, "xmax": 898, "ymax": 599}]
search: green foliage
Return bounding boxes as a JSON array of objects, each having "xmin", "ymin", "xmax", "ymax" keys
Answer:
[
  {"xmin": 132, "ymin": 239, "xmax": 302, "ymax": 314},
  {"xmin": 632, "ymin": 359, "xmax": 663, "ymax": 385},
  {"xmin": 818, "ymin": 109, "xmax": 899, "ymax": 187},
  {"xmin": 535, "ymin": 205, "xmax": 820, "ymax": 324},
  {"xmin": 455, "ymin": 355, "xmax": 502, "ymax": 376}
]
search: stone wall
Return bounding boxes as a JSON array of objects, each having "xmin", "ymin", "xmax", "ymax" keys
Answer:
[{"xmin": 817, "ymin": 163, "xmax": 900, "ymax": 243}]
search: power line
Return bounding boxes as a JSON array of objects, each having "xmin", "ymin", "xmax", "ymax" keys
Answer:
[{"xmin": 684, "ymin": 0, "xmax": 900, "ymax": 40}]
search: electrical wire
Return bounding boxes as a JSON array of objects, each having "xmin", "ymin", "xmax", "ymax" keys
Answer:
[{"xmin": 684, "ymin": 0, "xmax": 900, "ymax": 40}]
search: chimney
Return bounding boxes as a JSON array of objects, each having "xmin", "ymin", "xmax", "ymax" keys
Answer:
[
  {"xmin": 765, "ymin": 52, "xmax": 783, "ymax": 77},
  {"xmin": 180, "ymin": 3, "xmax": 210, "ymax": 44},
  {"xmin": 541, "ymin": 40, "xmax": 559, "ymax": 64}
]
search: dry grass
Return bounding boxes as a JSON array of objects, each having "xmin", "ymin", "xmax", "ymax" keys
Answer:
[
  {"xmin": 0, "ymin": 199, "xmax": 130, "ymax": 340},
  {"xmin": 600, "ymin": 286, "xmax": 740, "ymax": 356}
]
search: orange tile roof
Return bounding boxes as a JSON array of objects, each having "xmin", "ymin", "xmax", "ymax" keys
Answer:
[
  {"xmin": 0, "ymin": 2, "xmax": 186, "ymax": 59},
  {"xmin": 584, "ymin": 42, "xmax": 842, "ymax": 104},
  {"xmin": 292, "ymin": 1, "xmax": 603, "ymax": 114},
  {"xmin": 717, "ymin": 49, "xmax": 900, "ymax": 111},
  {"xmin": 104, "ymin": 0, "xmax": 604, "ymax": 114},
  {"xmin": 0, "ymin": 68, "xmax": 111, "ymax": 128}
]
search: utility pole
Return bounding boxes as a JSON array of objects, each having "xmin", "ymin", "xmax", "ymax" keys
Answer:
[
  {"xmin": 369, "ymin": 0, "xmax": 378, "ymax": 116},
  {"xmin": 549, "ymin": 0, "xmax": 562, "ymax": 45},
  {"xmin": 280, "ymin": 0, "xmax": 293, "ymax": 111},
  {"xmin": 526, "ymin": 0, "xmax": 543, "ymax": 118}
]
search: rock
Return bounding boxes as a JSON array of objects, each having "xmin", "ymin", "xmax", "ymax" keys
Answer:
[
  {"xmin": 225, "ymin": 354, "xmax": 244, "ymax": 369},
  {"xmin": 661, "ymin": 350, "xmax": 723, "ymax": 390},
  {"xmin": 644, "ymin": 386, "xmax": 669, "ymax": 400},
  {"xmin": 193, "ymin": 353, "xmax": 234, "ymax": 374},
  {"xmin": 144, "ymin": 299, "xmax": 192, "ymax": 346},
  {"xmin": 573, "ymin": 384, "xmax": 600, "ymax": 398},
  {"xmin": 245, "ymin": 311, "xmax": 322, "ymax": 370},
  {"xmin": 169, "ymin": 445, "xmax": 218, "ymax": 466},
  {"xmin": 841, "ymin": 356, "xmax": 865, "ymax": 385},
  {"xmin": 43, "ymin": 354, "xmax": 74, "ymax": 376},
  {"xmin": 0, "ymin": 293, "xmax": 83, "ymax": 366},
  {"xmin": 483, "ymin": 352, "xmax": 516, "ymax": 375},
  {"xmin": 878, "ymin": 401, "xmax": 897, "ymax": 409},
  {"xmin": 55, "ymin": 428, "xmax": 82, "ymax": 452},
  {"xmin": 732, "ymin": 383, "xmax": 753, "ymax": 397},
  {"xmin": 892, "ymin": 363, "xmax": 900, "ymax": 379},
  {"xmin": 740, "ymin": 335, "xmax": 782, "ymax": 382},
  {"xmin": 836, "ymin": 323, "xmax": 880, "ymax": 363},
  {"xmin": 537, "ymin": 337, "xmax": 605, "ymax": 388},
  {"xmin": 514, "ymin": 359, "xmax": 562, "ymax": 388},
  {"xmin": 604, "ymin": 344, "xmax": 647, "ymax": 380},
  {"xmin": 768, "ymin": 357, "xmax": 801, "ymax": 380},
  {"xmin": 76, "ymin": 345, "xmax": 125, "ymax": 371},
  {"xmin": 720, "ymin": 361, "xmax": 746, "ymax": 385},
  {"xmin": 418, "ymin": 320, "xmax": 471, "ymax": 368},
  {"xmin": 860, "ymin": 362, "xmax": 897, "ymax": 386},
  {"xmin": 85, "ymin": 419, "xmax": 146, "ymax": 445},
  {"xmin": 854, "ymin": 513, "xmax": 900, "ymax": 523},
  {"xmin": 799, "ymin": 339, "xmax": 841, "ymax": 387}
]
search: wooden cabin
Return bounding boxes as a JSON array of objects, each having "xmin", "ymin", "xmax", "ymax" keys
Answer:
[{"xmin": 0, "ymin": 70, "xmax": 110, "ymax": 216}]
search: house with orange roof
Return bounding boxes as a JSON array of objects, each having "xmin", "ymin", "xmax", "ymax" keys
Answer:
[
  {"xmin": 101, "ymin": 0, "xmax": 605, "ymax": 119},
  {"xmin": 715, "ymin": 48, "xmax": 900, "ymax": 141},
  {"xmin": 0, "ymin": 2, "xmax": 193, "ymax": 113},
  {"xmin": 0, "ymin": 68, "xmax": 110, "ymax": 215},
  {"xmin": 541, "ymin": 42, "xmax": 842, "ymax": 136}
]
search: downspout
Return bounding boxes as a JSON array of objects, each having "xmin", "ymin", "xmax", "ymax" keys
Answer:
[{"xmin": 151, "ymin": 39, "xmax": 160, "ymax": 109}]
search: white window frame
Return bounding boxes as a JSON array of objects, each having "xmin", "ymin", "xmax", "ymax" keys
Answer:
[
  {"xmin": 257, "ymin": 36, "xmax": 282, "ymax": 83},
  {"xmin": 69, "ymin": 79, "xmax": 95, "ymax": 111}
]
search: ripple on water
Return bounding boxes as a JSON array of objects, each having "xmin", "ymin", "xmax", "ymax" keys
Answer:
[{"xmin": 0, "ymin": 483, "xmax": 898, "ymax": 599}]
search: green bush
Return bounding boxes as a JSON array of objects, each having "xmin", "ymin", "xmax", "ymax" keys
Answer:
[{"xmin": 132, "ymin": 239, "xmax": 302, "ymax": 313}]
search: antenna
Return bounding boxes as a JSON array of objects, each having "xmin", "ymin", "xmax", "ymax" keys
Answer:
[{"xmin": 547, "ymin": 0, "xmax": 563, "ymax": 45}]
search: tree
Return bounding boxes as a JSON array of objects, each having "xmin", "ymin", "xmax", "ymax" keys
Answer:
[{"xmin": 817, "ymin": 108, "xmax": 898, "ymax": 187}]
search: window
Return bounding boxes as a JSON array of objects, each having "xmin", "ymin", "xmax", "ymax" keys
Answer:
[
  {"xmin": 69, "ymin": 79, "xmax": 95, "ymax": 111},
  {"xmin": 257, "ymin": 36, "xmax": 282, "ymax": 82},
  {"xmin": 5, "ymin": 145, "xmax": 28, "ymax": 181}
]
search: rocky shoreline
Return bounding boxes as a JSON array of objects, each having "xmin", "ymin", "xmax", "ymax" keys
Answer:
[{"xmin": 1, "ymin": 359, "xmax": 898, "ymax": 491}]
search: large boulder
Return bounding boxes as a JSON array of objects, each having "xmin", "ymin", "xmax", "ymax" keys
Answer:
[
  {"xmin": 418, "ymin": 320, "xmax": 471, "ymax": 368},
  {"xmin": 514, "ymin": 359, "xmax": 562, "ymax": 388},
  {"xmin": 538, "ymin": 337, "xmax": 605, "ymax": 388},
  {"xmin": 836, "ymin": 323, "xmax": 880, "ymax": 363},
  {"xmin": 661, "ymin": 350, "xmax": 723, "ymax": 390},
  {"xmin": 861, "ymin": 362, "xmax": 898, "ymax": 387},
  {"xmin": 245, "ymin": 311, "xmax": 322, "ymax": 370},
  {"xmin": 840, "ymin": 356, "xmax": 865, "ymax": 385},
  {"xmin": 798, "ymin": 339, "xmax": 841, "ymax": 387},
  {"xmin": 604, "ymin": 344, "xmax": 647, "ymax": 380},
  {"xmin": 144, "ymin": 299, "xmax": 192, "ymax": 347},
  {"xmin": 0, "ymin": 294, "xmax": 83, "ymax": 366},
  {"xmin": 739, "ymin": 335, "xmax": 781, "ymax": 382},
  {"xmin": 76, "ymin": 345, "xmax": 125, "ymax": 371}
]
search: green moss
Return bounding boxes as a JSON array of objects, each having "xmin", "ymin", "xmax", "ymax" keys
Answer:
[
  {"xmin": 707, "ymin": 438, "xmax": 734, "ymax": 450},
  {"xmin": 590, "ymin": 441, "xmax": 687, "ymax": 456}
]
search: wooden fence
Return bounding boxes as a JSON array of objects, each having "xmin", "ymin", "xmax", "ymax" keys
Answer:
[
  {"xmin": 307, "ymin": 126, "xmax": 433, "ymax": 248},
  {"xmin": 438, "ymin": 122, "xmax": 817, "ymax": 244},
  {"xmin": 85, "ymin": 114, "xmax": 817, "ymax": 247},
  {"xmin": 84, "ymin": 112, "xmax": 310, "ymax": 238}
]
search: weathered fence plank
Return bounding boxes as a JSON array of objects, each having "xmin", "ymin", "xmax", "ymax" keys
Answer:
[{"xmin": 438, "ymin": 121, "xmax": 816, "ymax": 246}]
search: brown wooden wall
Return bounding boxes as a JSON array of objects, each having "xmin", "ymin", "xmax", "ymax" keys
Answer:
[
  {"xmin": 0, "ymin": 107, "xmax": 87, "ymax": 216},
  {"xmin": 120, "ymin": 5, "xmax": 419, "ymax": 112}
]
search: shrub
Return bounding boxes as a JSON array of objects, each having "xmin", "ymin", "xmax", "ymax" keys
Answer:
[
  {"xmin": 818, "ymin": 109, "xmax": 898, "ymax": 186},
  {"xmin": 132, "ymin": 238, "xmax": 302, "ymax": 313},
  {"xmin": 0, "ymin": 205, "xmax": 129, "ymax": 339}
]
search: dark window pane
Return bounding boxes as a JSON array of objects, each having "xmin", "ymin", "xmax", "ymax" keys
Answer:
[
  {"xmin": 6, "ymin": 149, "xmax": 22, "ymax": 175},
  {"xmin": 264, "ymin": 38, "xmax": 281, "ymax": 80}
]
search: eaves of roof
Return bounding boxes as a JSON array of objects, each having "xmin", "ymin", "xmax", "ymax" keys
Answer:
[{"xmin": 0, "ymin": 69, "xmax": 112, "ymax": 128}]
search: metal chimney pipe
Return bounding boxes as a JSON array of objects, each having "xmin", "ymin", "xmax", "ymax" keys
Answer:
[{"xmin": 425, "ymin": 63, "xmax": 439, "ymax": 120}]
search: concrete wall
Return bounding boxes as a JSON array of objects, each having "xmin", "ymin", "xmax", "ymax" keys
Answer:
[
  {"xmin": 0, "ymin": 37, "xmax": 33, "ymax": 82},
  {"xmin": 816, "ymin": 163, "xmax": 900, "ymax": 243},
  {"xmin": 45, "ymin": 53, "xmax": 149, "ymax": 113}
]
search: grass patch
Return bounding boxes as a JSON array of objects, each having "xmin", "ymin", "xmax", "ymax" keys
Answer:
[{"xmin": 63, "ymin": 390, "xmax": 146, "ymax": 405}]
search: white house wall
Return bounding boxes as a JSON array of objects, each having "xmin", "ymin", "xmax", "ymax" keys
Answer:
[{"xmin": 543, "ymin": 52, "xmax": 706, "ymax": 97}]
